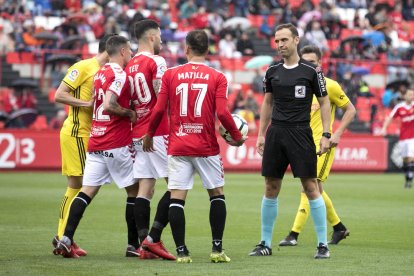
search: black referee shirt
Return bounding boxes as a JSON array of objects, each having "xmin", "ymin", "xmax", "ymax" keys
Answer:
[{"xmin": 263, "ymin": 59, "xmax": 327, "ymax": 126}]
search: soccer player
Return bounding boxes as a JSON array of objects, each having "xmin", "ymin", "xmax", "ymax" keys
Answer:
[
  {"xmin": 142, "ymin": 29, "xmax": 246, "ymax": 263},
  {"xmin": 279, "ymin": 45, "xmax": 356, "ymax": 247},
  {"xmin": 54, "ymin": 35, "xmax": 138, "ymax": 258},
  {"xmin": 381, "ymin": 88, "xmax": 414, "ymax": 188},
  {"xmin": 52, "ymin": 33, "xmax": 114, "ymax": 255},
  {"xmin": 124, "ymin": 19, "xmax": 175, "ymax": 260},
  {"xmin": 248, "ymin": 23, "xmax": 332, "ymax": 259}
]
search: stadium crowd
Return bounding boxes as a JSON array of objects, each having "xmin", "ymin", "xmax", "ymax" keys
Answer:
[{"xmin": 0, "ymin": 0, "xmax": 413, "ymax": 134}]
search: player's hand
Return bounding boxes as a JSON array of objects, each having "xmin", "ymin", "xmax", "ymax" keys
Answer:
[
  {"xmin": 329, "ymin": 132, "xmax": 341, "ymax": 148},
  {"xmin": 86, "ymin": 94, "xmax": 96, "ymax": 107},
  {"xmin": 317, "ymin": 137, "xmax": 330, "ymax": 156},
  {"xmin": 142, "ymin": 134, "xmax": 154, "ymax": 152},
  {"xmin": 228, "ymin": 136, "xmax": 247, "ymax": 147},
  {"xmin": 256, "ymin": 136, "xmax": 265, "ymax": 156},
  {"xmin": 129, "ymin": 110, "xmax": 137, "ymax": 123}
]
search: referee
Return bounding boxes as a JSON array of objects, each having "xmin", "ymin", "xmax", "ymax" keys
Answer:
[{"xmin": 249, "ymin": 23, "xmax": 331, "ymax": 259}]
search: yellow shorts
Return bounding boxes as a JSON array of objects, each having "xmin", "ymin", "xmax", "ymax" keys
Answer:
[
  {"xmin": 315, "ymin": 141, "xmax": 336, "ymax": 183},
  {"xmin": 60, "ymin": 133, "xmax": 88, "ymax": 176}
]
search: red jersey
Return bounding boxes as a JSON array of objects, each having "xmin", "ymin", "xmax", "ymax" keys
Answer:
[
  {"xmin": 390, "ymin": 101, "xmax": 414, "ymax": 141},
  {"xmin": 88, "ymin": 63, "xmax": 133, "ymax": 151},
  {"xmin": 125, "ymin": 52, "xmax": 169, "ymax": 138},
  {"xmin": 147, "ymin": 62, "xmax": 242, "ymax": 156}
]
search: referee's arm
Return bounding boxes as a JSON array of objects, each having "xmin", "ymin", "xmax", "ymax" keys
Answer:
[{"xmin": 256, "ymin": 93, "xmax": 273, "ymax": 156}]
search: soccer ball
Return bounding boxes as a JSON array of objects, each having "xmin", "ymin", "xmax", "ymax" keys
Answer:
[{"xmin": 219, "ymin": 114, "xmax": 248, "ymax": 142}]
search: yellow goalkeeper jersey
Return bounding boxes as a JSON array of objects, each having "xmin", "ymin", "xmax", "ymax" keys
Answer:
[
  {"xmin": 60, "ymin": 57, "xmax": 100, "ymax": 137},
  {"xmin": 310, "ymin": 77, "xmax": 350, "ymax": 138}
]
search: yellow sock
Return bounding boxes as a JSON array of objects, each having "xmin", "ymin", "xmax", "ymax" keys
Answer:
[
  {"xmin": 291, "ymin": 192, "xmax": 310, "ymax": 233},
  {"xmin": 322, "ymin": 191, "xmax": 341, "ymax": 226},
  {"xmin": 57, "ymin": 187, "xmax": 80, "ymax": 239}
]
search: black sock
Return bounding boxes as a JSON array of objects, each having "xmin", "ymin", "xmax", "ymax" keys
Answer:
[
  {"xmin": 169, "ymin": 198, "xmax": 186, "ymax": 248},
  {"xmin": 289, "ymin": 231, "xmax": 299, "ymax": 240},
  {"xmin": 64, "ymin": 192, "xmax": 91, "ymax": 241},
  {"xmin": 126, "ymin": 197, "xmax": 138, "ymax": 248},
  {"xmin": 407, "ymin": 162, "xmax": 414, "ymax": 182},
  {"xmin": 134, "ymin": 197, "xmax": 151, "ymax": 244},
  {"xmin": 210, "ymin": 195, "xmax": 226, "ymax": 252},
  {"xmin": 333, "ymin": 221, "xmax": 347, "ymax": 232},
  {"xmin": 149, "ymin": 191, "xmax": 170, "ymax": 243}
]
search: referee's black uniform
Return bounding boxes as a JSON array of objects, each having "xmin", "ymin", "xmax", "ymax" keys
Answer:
[{"xmin": 262, "ymin": 59, "xmax": 327, "ymax": 179}]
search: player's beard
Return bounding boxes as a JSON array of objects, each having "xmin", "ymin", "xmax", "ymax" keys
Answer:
[{"xmin": 154, "ymin": 44, "xmax": 161, "ymax": 55}]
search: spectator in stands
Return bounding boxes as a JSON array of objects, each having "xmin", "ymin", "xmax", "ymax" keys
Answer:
[
  {"xmin": 21, "ymin": 20, "xmax": 41, "ymax": 51},
  {"xmin": 85, "ymin": 3, "xmax": 105, "ymax": 38},
  {"xmin": 104, "ymin": 16, "xmax": 121, "ymax": 36},
  {"xmin": 233, "ymin": 0, "xmax": 249, "ymax": 17},
  {"xmin": 190, "ymin": 6, "xmax": 209, "ymax": 29},
  {"xmin": 402, "ymin": 0, "xmax": 414, "ymax": 21},
  {"xmin": 382, "ymin": 87, "xmax": 401, "ymax": 108},
  {"xmin": 218, "ymin": 33, "xmax": 239, "ymax": 58},
  {"xmin": 0, "ymin": 24, "xmax": 14, "ymax": 54},
  {"xmin": 251, "ymin": 69, "xmax": 264, "ymax": 93},
  {"xmin": 244, "ymin": 89, "xmax": 260, "ymax": 120},
  {"xmin": 305, "ymin": 20, "xmax": 328, "ymax": 53},
  {"xmin": 158, "ymin": 3, "xmax": 172, "ymax": 29},
  {"xmin": 179, "ymin": 0, "xmax": 198, "ymax": 21},
  {"xmin": 236, "ymin": 32, "xmax": 255, "ymax": 56},
  {"xmin": 208, "ymin": 11, "xmax": 224, "ymax": 36}
]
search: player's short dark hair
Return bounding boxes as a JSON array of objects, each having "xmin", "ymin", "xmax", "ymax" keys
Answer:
[
  {"xmin": 98, "ymin": 33, "xmax": 117, "ymax": 53},
  {"xmin": 106, "ymin": 35, "xmax": 129, "ymax": 56},
  {"xmin": 275, "ymin": 23, "xmax": 299, "ymax": 37},
  {"xmin": 133, "ymin": 19, "xmax": 160, "ymax": 41},
  {"xmin": 186, "ymin": 30, "xmax": 209, "ymax": 56},
  {"xmin": 300, "ymin": 45, "xmax": 322, "ymax": 60}
]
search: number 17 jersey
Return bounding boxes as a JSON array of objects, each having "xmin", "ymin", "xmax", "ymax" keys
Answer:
[
  {"xmin": 125, "ymin": 52, "xmax": 169, "ymax": 138},
  {"xmin": 160, "ymin": 62, "xmax": 229, "ymax": 156}
]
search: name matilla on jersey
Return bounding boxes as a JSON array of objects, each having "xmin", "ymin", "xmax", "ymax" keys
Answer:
[{"xmin": 178, "ymin": 71, "xmax": 210, "ymax": 80}]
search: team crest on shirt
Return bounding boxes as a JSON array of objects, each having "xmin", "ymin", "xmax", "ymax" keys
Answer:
[
  {"xmin": 295, "ymin": 85, "xmax": 306, "ymax": 98},
  {"xmin": 68, "ymin": 69, "xmax": 79, "ymax": 82}
]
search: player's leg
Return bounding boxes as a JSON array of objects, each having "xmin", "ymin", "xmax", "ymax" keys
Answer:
[
  {"xmin": 195, "ymin": 155, "xmax": 230, "ymax": 263},
  {"xmin": 405, "ymin": 156, "xmax": 414, "ymax": 188},
  {"xmin": 279, "ymin": 191, "xmax": 308, "ymax": 246},
  {"xmin": 55, "ymin": 185, "xmax": 101, "ymax": 258},
  {"xmin": 167, "ymin": 156, "xmax": 193, "ymax": 263},
  {"xmin": 400, "ymin": 140, "xmax": 414, "ymax": 188},
  {"xmin": 57, "ymin": 134, "xmax": 87, "ymax": 240},
  {"xmin": 125, "ymin": 183, "xmax": 139, "ymax": 257},
  {"xmin": 250, "ymin": 125, "xmax": 286, "ymax": 256},
  {"xmin": 134, "ymin": 178, "xmax": 155, "ymax": 243}
]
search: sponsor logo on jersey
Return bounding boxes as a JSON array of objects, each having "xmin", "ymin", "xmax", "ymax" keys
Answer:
[
  {"xmin": 295, "ymin": 85, "xmax": 306, "ymax": 98},
  {"xmin": 176, "ymin": 123, "xmax": 188, "ymax": 137},
  {"xmin": 68, "ymin": 69, "xmax": 79, "ymax": 82},
  {"xmin": 92, "ymin": 151, "xmax": 114, "ymax": 158},
  {"xmin": 158, "ymin": 64, "xmax": 167, "ymax": 75}
]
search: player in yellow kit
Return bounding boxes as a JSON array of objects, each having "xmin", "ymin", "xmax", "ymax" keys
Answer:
[
  {"xmin": 279, "ymin": 45, "xmax": 356, "ymax": 246},
  {"xmin": 51, "ymin": 34, "xmax": 114, "ymax": 256}
]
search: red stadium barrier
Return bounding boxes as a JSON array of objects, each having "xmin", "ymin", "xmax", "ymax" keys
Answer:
[
  {"xmin": 0, "ymin": 130, "xmax": 388, "ymax": 172},
  {"xmin": 0, "ymin": 130, "xmax": 61, "ymax": 170}
]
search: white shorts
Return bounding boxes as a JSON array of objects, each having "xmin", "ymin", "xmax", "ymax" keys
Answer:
[
  {"xmin": 133, "ymin": 135, "xmax": 168, "ymax": 179},
  {"xmin": 399, "ymin": 138, "xmax": 414, "ymax": 158},
  {"xmin": 168, "ymin": 154, "xmax": 225, "ymax": 190},
  {"xmin": 83, "ymin": 145, "xmax": 135, "ymax": 189}
]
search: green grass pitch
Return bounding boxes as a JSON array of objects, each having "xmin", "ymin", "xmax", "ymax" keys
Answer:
[{"xmin": 0, "ymin": 172, "xmax": 413, "ymax": 275}]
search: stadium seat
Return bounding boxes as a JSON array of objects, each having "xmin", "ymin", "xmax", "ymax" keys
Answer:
[
  {"xmin": 30, "ymin": 115, "xmax": 48, "ymax": 130},
  {"xmin": 6, "ymin": 52, "xmax": 20, "ymax": 64}
]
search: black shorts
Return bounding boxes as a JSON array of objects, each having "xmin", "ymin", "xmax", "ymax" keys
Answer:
[{"xmin": 261, "ymin": 124, "xmax": 317, "ymax": 179}]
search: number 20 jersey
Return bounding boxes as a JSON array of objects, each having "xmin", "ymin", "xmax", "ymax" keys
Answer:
[
  {"xmin": 125, "ymin": 52, "xmax": 169, "ymax": 138},
  {"xmin": 88, "ymin": 63, "xmax": 132, "ymax": 152},
  {"xmin": 160, "ymin": 62, "xmax": 229, "ymax": 156}
]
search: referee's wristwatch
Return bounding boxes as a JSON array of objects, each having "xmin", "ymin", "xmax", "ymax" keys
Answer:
[{"xmin": 322, "ymin": 132, "xmax": 331, "ymax": 139}]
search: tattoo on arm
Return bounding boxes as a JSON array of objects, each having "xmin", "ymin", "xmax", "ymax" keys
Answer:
[
  {"xmin": 105, "ymin": 92, "xmax": 131, "ymax": 117},
  {"xmin": 153, "ymin": 79, "xmax": 162, "ymax": 96}
]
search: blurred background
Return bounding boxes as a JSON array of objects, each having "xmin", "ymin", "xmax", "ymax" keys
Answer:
[{"xmin": 0, "ymin": 0, "xmax": 411, "ymax": 172}]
